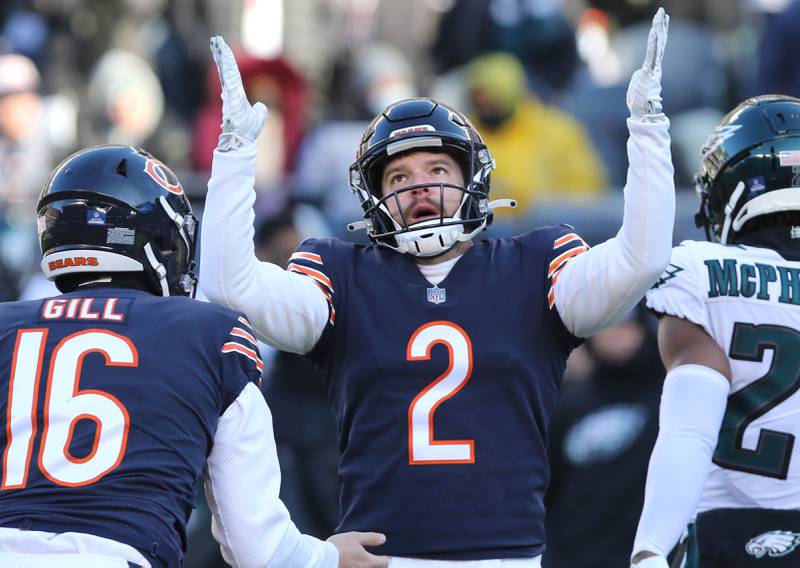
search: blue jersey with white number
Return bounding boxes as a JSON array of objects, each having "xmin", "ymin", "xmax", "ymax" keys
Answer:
[
  {"xmin": 288, "ymin": 227, "xmax": 585, "ymax": 559},
  {"xmin": 0, "ymin": 288, "xmax": 263, "ymax": 568}
]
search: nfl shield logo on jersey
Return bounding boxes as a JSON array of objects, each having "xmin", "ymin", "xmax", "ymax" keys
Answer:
[
  {"xmin": 745, "ymin": 530, "xmax": 800, "ymax": 558},
  {"xmin": 427, "ymin": 286, "xmax": 446, "ymax": 304}
]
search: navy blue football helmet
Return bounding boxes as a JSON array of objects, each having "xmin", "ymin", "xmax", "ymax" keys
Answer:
[
  {"xmin": 348, "ymin": 98, "xmax": 513, "ymax": 257},
  {"xmin": 695, "ymin": 95, "xmax": 800, "ymax": 243},
  {"xmin": 37, "ymin": 145, "xmax": 198, "ymax": 296}
]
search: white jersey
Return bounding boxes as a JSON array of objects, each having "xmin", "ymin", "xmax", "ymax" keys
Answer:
[{"xmin": 647, "ymin": 240, "xmax": 800, "ymax": 512}]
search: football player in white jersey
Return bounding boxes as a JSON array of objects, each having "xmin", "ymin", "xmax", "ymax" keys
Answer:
[{"xmin": 631, "ymin": 95, "xmax": 800, "ymax": 568}]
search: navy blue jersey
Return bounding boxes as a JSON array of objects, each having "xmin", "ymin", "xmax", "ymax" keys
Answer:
[
  {"xmin": 288, "ymin": 226, "xmax": 586, "ymax": 559},
  {"xmin": 0, "ymin": 288, "xmax": 263, "ymax": 568}
]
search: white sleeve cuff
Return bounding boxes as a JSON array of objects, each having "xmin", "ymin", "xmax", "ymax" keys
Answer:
[
  {"xmin": 632, "ymin": 364, "xmax": 730, "ymax": 560},
  {"xmin": 270, "ymin": 523, "xmax": 339, "ymax": 568}
]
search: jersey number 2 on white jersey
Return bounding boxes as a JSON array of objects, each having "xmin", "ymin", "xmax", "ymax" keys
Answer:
[{"xmin": 713, "ymin": 323, "xmax": 800, "ymax": 479}]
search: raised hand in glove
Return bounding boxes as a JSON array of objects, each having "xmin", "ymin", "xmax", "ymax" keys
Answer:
[
  {"xmin": 626, "ymin": 7, "xmax": 669, "ymax": 122},
  {"xmin": 209, "ymin": 35, "xmax": 268, "ymax": 144}
]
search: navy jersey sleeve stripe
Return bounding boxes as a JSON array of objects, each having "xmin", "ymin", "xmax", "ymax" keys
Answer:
[
  {"xmin": 223, "ymin": 314, "xmax": 264, "ymax": 377},
  {"xmin": 547, "ymin": 229, "xmax": 589, "ymax": 309},
  {"xmin": 287, "ymin": 263, "xmax": 333, "ymax": 294},
  {"xmin": 236, "ymin": 315, "xmax": 256, "ymax": 333},
  {"xmin": 221, "ymin": 341, "xmax": 264, "ymax": 373},
  {"xmin": 288, "ymin": 251, "xmax": 323, "ymax": 265},
  {"xmin": 286, "ymin": 258, "xmax": 336, "ymax": 326},
  {"xmin": 230, "ymin": 326, "xmax": 258, "ymax": 348}
]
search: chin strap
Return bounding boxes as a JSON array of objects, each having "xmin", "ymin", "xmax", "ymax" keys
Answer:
[
  {"xmin": 143, "ymin": 242, "xmax": 170, "ymax": 297},
  {"xmin": 719, "ymin": 181, "xmax": 745, "ymax": 244}
]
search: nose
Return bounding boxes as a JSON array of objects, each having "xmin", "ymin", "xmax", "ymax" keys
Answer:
[{"xmin": 409, "ymin": 173, "xmax": 434, "ymax": 194}]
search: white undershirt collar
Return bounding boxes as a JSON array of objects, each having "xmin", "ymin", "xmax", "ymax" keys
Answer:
[{"xmin": 416, "ymin": 254, "xmax": 463, "ymax": 286}]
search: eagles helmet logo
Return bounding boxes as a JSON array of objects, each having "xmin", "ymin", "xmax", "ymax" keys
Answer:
[
  {"xmin": 701, "ymin": 124, "xmax": 742, "ymax": 160},
  {"xmin": 745, "ymin": 530, "xmax": 800, "ymax": 558}
]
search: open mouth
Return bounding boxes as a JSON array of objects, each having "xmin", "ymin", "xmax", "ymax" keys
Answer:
[{"xmin": 409, "ymin": 204, "xmax": 441, "ymax": 224}]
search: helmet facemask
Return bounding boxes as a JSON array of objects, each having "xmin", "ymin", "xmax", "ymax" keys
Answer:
[{"xmin": 348, "ymin": 98, "xmax": 511, "ymax": 257}]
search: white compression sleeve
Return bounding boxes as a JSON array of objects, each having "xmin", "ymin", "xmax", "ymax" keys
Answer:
[
  {"xmin": 204, "ymin": 383, "xmax": 338, "ymax": 568},
  {"xmin": 201, "ymin": 138, "xmax": 329, "ymax": 353},
  {"xmin": 632, "ymin": 364, "xmax": 730, "ymax": 559},
  {"xmin": 554, "ymin": 118, "xmax": 674, "ymax": 338}
]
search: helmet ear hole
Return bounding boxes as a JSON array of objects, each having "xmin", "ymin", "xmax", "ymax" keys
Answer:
[{"xmin": 155, "ymin": 234, "xmax": 175, "ymax": 254}]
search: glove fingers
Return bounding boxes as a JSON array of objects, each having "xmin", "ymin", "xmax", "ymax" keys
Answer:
[
  {"xmin": 643, "ymin": 7, "xmax": 668, "ymax": 72},
  {"xmin": 210, "ymin": 36, "xmax": 245, "ymax": 97},
  {"xmin": 655, "ymin": 13, "xmax": 669, "ymax": 70},
  {"xmin": 209, "ymin": 34, "xmax": 268, "ymax": 141},
  {"xmin": 210, "ymin": 36, "xmax": 226, "ymax": 90}
]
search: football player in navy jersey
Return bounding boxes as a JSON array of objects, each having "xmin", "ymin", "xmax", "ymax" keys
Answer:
[
  {"xmin": 202, "ymin": 8, "xmax": 672, "ymax": 567},
  {"xmin": 0, "ymin": 145, "xmax": 387, "ymax": 568}
]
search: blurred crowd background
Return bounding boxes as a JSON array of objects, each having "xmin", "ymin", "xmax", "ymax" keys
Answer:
[{"xmin": 1, "ymin": 0, "xmax": 796, "ymax": 566}]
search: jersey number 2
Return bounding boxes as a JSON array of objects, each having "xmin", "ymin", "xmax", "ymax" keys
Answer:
[
  {"xmin": 713, "ymin": 323, "xmax": 800, "ymax": 479},
  {"xmin": 2, "ymin": 329, "xmax": 136, "ymax": 489},
  {"xmin": 407, "ymin": 321, "xmax": 474, "ymax": 465}
]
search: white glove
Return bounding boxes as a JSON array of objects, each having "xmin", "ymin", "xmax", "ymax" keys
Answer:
[
  {"xmin": 626, "ymin": 7, "xmax": 669, "ymax": 121},
  {"xmin": 631, "ymin": 554, "xmax": 670, "ymax": 568},
  {"xmin": 209, "ymin": 35, "xmax": 268, "ymax": 144}
]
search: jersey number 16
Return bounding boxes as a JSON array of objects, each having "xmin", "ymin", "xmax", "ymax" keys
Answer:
[{"xmin": 2, "ymin": 329, "xmax": 135, "ymax": 490}]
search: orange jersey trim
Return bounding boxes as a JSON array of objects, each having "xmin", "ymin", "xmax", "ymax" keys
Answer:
[
  {"xmin": 548, "ymin": 246, "xmax": 587, "ymax": 277},
  {"xmin": 553, "ymin": 233, "xmax": 588, "ymax": 250},
  {"xmin": 288, "ymin": 263, "xmax": 333, "ymax": 293},
  {"xmin": 230, "ymin": 327, "xmax": 258, "ymax": 347},
  {"xmin": 221, "ymin": 342, "xmax": 264, "ymax": 372},
  {"xmin": 289, "ymin": 252, "xmax": 323, "ymax": 265}
]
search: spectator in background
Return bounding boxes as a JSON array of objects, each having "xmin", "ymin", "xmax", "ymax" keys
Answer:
[
  {"xmin": 0, "ymin": 53, "xmax": 76, "ymax": 278},
  {"xmin": 465, "ymin": 52, "xmax": 607, "ymax": 219},
  {"xmin": 544, "ymin": 306, "xmax": 663, "ymax": 568},
  {"xmin": 193, "ymin": 49, "xmax": 309, "ymax": 215},
  {"xmin": 293, "ymin": 42, "xmax": 417, "ymax": 234},
  {"xmin": 0, "ymin": 54, "xmax": 75, "ymax": 222},
  {"xmin": 751, "ymin": 0, "xmax": 800, "ymax": 99},
  {"xmin": 86, "ymin": 49, "xmax": 164, "ymax": 148},
  {"xmin": 431, "ymin": 0, "xmax": 579, "ymax": 99},
  {"xmin": 564, "ymin": 6, "xmax": 726, "ymax": 187}
]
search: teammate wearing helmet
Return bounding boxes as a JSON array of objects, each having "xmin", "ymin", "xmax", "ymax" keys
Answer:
[
  {"xmin": 202, "ymin": 9, "xmax": 672, "ymax": 566},
  {"xmin": 631, "ymin": 95, "xmax": 800, "ymax": 568},
  {"xmin": 0, "ymin": 145, "xmax": 387, "ymax": 568}
]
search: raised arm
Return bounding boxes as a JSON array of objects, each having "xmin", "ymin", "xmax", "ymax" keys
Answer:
[
  {"xmin": 201, "ymin": 37, "xmax": 328, "ymax": 353},
  {"xmin": 554, "ymin": 8, "xmax": 675, "ymax": 338}
]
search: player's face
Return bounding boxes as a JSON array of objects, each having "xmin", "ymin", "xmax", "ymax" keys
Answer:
[{"xmin": 380, "ymin": 151, "xmax": 465, "ymax": 226}]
